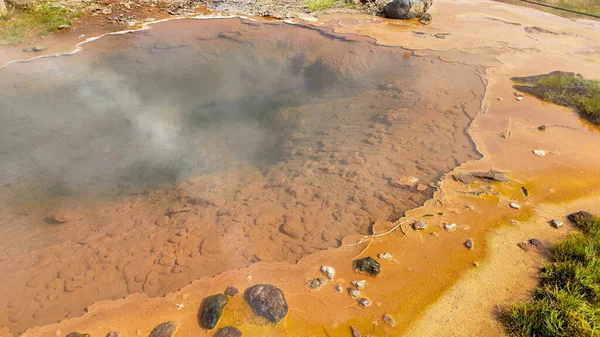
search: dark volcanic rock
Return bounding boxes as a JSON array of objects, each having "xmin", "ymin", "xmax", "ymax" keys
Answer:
[
  {"xmin": 200, "ymin": 294, "xmax": 229, "ymax": 330},
  {"xmin": 214, "ymin": 326, "xmax": 242, "ymax": 337},
  {"xmin": 568, "ymin": 211, "xmax": 594, "ymax": 224},
  {"xmin": 149, "ymin": 322, "xmax": 178, "ymax": 337},
  {"xmin": 225, "ymin": 286, "xmax": 240, "ymax": 297},
  {"xmin": 353, "ymin": 257, "xmax": 380, "ymax": 276},
  {"xmin": 244, "ymin": 284, "xmax": 288, "ymax": 323},
  {"xmin": 383, "ymin": 0, "xmax": 432, "ymax": 19}
]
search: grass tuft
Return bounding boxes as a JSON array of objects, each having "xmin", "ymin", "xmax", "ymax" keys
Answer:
[
  {"xmin": 512, "ymin": 71, "xmax": 600, "ymax": 126},
  {"xmin": 0, "ymin": 1, "xmax": 80, "ymax": 45},
  {"xmin": 306, "ymin": 0, "xmax": 336, "ymax": 12},
  {"xmin": 501, "ymin": 214, "xmax": 600, "ymax": 337}
]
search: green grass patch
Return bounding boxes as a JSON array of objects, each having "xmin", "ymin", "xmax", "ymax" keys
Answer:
[
  {"xmin": 537, "ymin": 0, "xmax": 600, "ymax": 19},
  {"xmin": 0, "ymin": 1, "xmax": 80, "ymax": 45},
  {"xmin": 512, "ymin": 71, "xmax": 600, "ymax": 126},
  {"xmin": 306, "ymin": 0, "xmax": 336, "ymax": 12},
  {"xmin": 501, "ymin": 213, "xmax": 600, "ymax": 337}
]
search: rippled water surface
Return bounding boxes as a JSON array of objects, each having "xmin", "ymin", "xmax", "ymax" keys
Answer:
[{"xmin": 0, "ymin": 18, "xmax": 485, "ymax": 332}]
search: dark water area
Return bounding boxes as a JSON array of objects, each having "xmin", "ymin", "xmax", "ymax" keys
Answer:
[{"xmin": 0, "ymin": 18, "xmax": 486, "ymax": 333}]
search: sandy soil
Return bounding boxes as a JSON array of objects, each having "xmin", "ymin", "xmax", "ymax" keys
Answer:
[{"xmin": 1, "ymin": 0, "xmax": 600, "ymax": 336}]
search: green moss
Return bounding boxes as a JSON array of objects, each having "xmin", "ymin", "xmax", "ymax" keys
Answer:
[
  {"xmin": 501, "ymin": 215, "xmax": 600, "ymax": 337},
  {"xmin": 512, "ymin": 72, "xmax": 600, "ymax": 125},
  {"xmin": 0, "ymin": 1, "xmax": 80, "ymax": 45},
  {"xmin": 306, "ymin": 0, "xmax": 336, "ymax": 12}
]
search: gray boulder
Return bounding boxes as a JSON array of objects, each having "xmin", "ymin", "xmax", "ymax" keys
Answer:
[
  {"xmin": 244, "ymin": 284, "xmax": 288, "ymax": 323},
  {"xmin": 383, "ymin": 0, "xmax": 432, "ymax": 19}
]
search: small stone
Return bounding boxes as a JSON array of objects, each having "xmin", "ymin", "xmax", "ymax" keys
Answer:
[
  {"xmin": 497, "ymin": 97, "xmax": 504, "ymax": 101},
  {"xmin": 419, "ymin": 13, "xmax": 432, "ymax": 25},
  {"xmin": 107, "ymin": 332, "xmax": 121, "ymax": 337},
  {"xmin": 335, "ymin": 284, "xmax": 343, "ymax": 293},
  {"xmin": 533, "ymin": 150, "xmax": 546, "ymax": 157},
  {"xmin": 378, "ymin": 252, "xmax": 392, "ymax": 260},
  {"xmin": 214, "ymin": 326, "xmax": 242, "ymax": 337},
  {"xmin": 413, "ymin": 220, "xmax": 427, "ymax": 230},
  {"xmin": 350, "ymin": 326, "xmax": 361, "ymax": 337},
  {"xmin": 444, "ymin": 223, "xmax": 457, "ymax": 231},
  {"xmin": 353, "ymin": 257, "xmax": 380, "ymax": 276},
  {"xmin": 199, "ymin": 294, "xmax": 229, "ymax": 330},
  {"xmin": 65, "ymin": 334, "xmax": 90, "ymax": 337},
  {"xmin": 244, "ymin": 284, "xmax": 288, "ymax": 323},
  {"xmin": 225, "ymin": 286, "xmax": 240, "ymax": 297},
  {"xmin": 509, "ymin": 202, "xmax": 521, "ymax": 209},
  {"xmin": 514, "ymin": 91, "xmax": 525, "ymax": 97},
  {"xmin": 383, "ymin": 314, "xmax": 395, "ymax": 327},
  {"xmin": 358, "ymin": 298, "xmax": 371, "ymax": 307},
  {"xmin": 529, "ymin": 238, "xmax": 543, "ymax": 247},
  {"xmin": 568, "ymin": 211, "xmax": 594, "ymax": 224},
  {"xmin": 320, "ymin": 266, "xmax": 335, "ymax": 279},
  {"xmin": 516, "ymin": 97, "xmax": 523, "ymax": 101},
  {"xmin": 517, "ymin": 241, "xmax": 532, "ymax": 252},
  {"xmin": 308, "ymin": 278, "xmax": 326, "ymax": 290},
  {"xmin": 23, "ymin": 46, "xmax": 47, "ymax": 53},
  {"xmin": 551, "ymin": 219, "xmax": 564, "ymax": 228},
  {"xmin": 149, "ymin": 322, "xmax": 178, "ymax": 337},
  {"xmin": 351, "ymin": 280, "xmax": 366, "ymax": 289},
  {"xmin": 58, "ymin": 24, "xmax": 70, "ymax": 30},
  {"xmin": 538, "ymin": 124, "xmax": 547, "ymax": 131},
  {"xmin": 348, "ymin": 288, "xmax": 360, "ymax": 298},
  {"xmin": 472, "ymin": 262, "xmax": 480, "ymax": 267},
  {"xmin": 54, "ymin": 330, "xmax": 61, "ymax": 337},
  {"xmin": 464, "ymin": 239, "xmax": 474, "ymax": 250}
]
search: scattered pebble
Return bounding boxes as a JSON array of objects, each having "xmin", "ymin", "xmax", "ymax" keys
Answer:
[
  {"xmin": 225, "ymin": 286, "xmax": 240, "ymax": 297},
  {"xmin": 509, "ymin": 202, "xmax": 521, "ymax": 210},
  {"xmin": 350, "ymin": 326, "xmax": 362, "ymax": 337},
  {"xmin": 378, "ymin": 252, "xmax": 392, "ymax": 260},
  {"xmin": 514, "ymin": 91, "xmax": 525, "ymax": 97},
  {"xmin": 533, "ymin": 149, "xmax": 546, "ymax": 157},
  {"xmin": 176, "ymin": 303, "xmax": 183, "ymax": 310},
  {"xmin": 107, "ymin": 332, "xmax": 120, "ymax": 337},
  {"xmin": 472, "ymin": 262, "xmax": 480, "ymax": 267},
  {"xmin": 358, "ymin": 297, "xmax": 371, "ymax": 308},
  {"xmin": 551, "ymin": 219, "xmax": 564, "ymax": 228},
  {"xmin": 517, "ymin": 241, "xmax": 533, "ymax": 252},
  {"xmin": 214, "ymin": 326, "xmax": 242, "ymax": 337},
  {"xmin": 353, "ymin": 257, "xmax": 381, "ymax": 276},
  {"xmin": 23, "ymin": 46, "xmax": 47, "ymax": 53},
  {"xmin": 244, "ymin": 284, "xmax": 288, "ymax": 323},
  {"xmin": 54, "ymin": 330, "xmax": 61, "ymax": 337},
  {"xmin": 497, "ymin": 97, "xmax": 503, "ymax": 101},
  {"xmin": 351, "ymin": 280, "xmax": 366, "ymax": 289},
  {"xmin": 413, "ymin": 220, "xmax": 427, "ymax": 230},
  {"xmin": 464, "ymin": 239, "xmax": 474, "ymax": 250},
  {"xmin": 308, "ymin": 278, "xmax": 326, "ymax": 290},
  {"xmin": 538, "ymin": 124, "xmax": 547, "ymax": 131},
  {"xmin": 335, "ymin": 284, "xmax": 343, "ymax": 293},
  {"xmin": 444, "ymin": 223, "xmax": 457, "ymax": 231},
  {"xmin": 149, "ymin": 322, "xmax": 178, "ymax": 337},
  {"xmin": 199, "ymin": 294, "xmax": 228, "ymax": 330},
  {"xmin": 320, "ymin": 266, "xmax": 335, "ymax": 279},
  {"xmin": 529, "ymin": 238, "xmax": 543, "ymax": 247},
  {"xmin": 348, "ymin": 288, "xmax": 360, "ymax": 298},
  {"xmin": 65, "ymin": 333, "xmax": 90, "ymax": 337},
  {"xmin": 383, "ymin": 314, "xmax": 395, "ymax": 327},
  {"xmin": 515, "ymin": 96, "xmax": 523, "ymax": 101}
]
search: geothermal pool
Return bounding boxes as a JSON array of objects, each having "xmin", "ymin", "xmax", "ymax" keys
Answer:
[{"xmin": 0, "ymin": 18, "xmax": 485, "ymax": 333}]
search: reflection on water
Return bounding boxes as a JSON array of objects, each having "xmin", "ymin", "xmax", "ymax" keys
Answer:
[{"xmin": 0, "ymin": 18, "xmax": 485, "ymax": 333}]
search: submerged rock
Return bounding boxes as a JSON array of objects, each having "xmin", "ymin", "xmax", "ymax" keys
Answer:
[
  {"xmin": 509, "ymin": 202, "xmax": 521, "ymax": 210},
  {"xmin": 244, "ymin": 284, "xmax": 288, "ymax": 323},
  {"xmin": 348, "ymin": 288, "xmax": 360, "ymax": 298},
  {"xmin": 413, "ymin": 220, "xmax": 427, "ymax": 230},
  {"xmin": 383, "ymin": 0, "xmax": 432, "ymax": 19},
  {"xmin": 149, "ymin": 322, "xmax": 178, "ymax": 337},
  {"xmin": 471, "ymin": 170, "xmax": 510, "ymax": 182},
  {"xmin": 551, "ymin": 219, "xmax": 564, "ymax": 228},
  {"xmin": 350, "ymin": 326, "xmax": 362, "ymax": 337},
  {"xmin": 353, "ymin": 257, "xmax": 380, "ymax": 276},
  {"xmin": 106, "ymin": 332, "xmax": 121, "ymax": 337},
  {"xmin": 464, "ymin": 239, "xmax": 474, "ymax": 250},
  {"xmin": 444, "ymin": 223, "xmax": 457, "ymax": 231},
  {"xmin": 351, "ymin": 280, "xmax": 366, "ymax": 289},
  {"xmin": 214, "ymin": 326, "xmax": 242, "ymax": 337},
  {"xmin": 517, "ymin": 241, "xmax": 533, "ymax": 252},
  {"xmin": 200, "ymin": 294, "xmax": 229, "ymax": 329},
  {"xmin": 357, "ymin": 297, "xmax": 371, "ymax": 307},
  {"xmin": 378, "ymin": 252, "xmax": 393, "ymax": 260},
  {"xmin": 66, "ymin": 333, "xmax": 90, "ymax": 337},
  {"xmin": 383, "ymin": 314, "xmax": 395, "ymax": 327}
]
